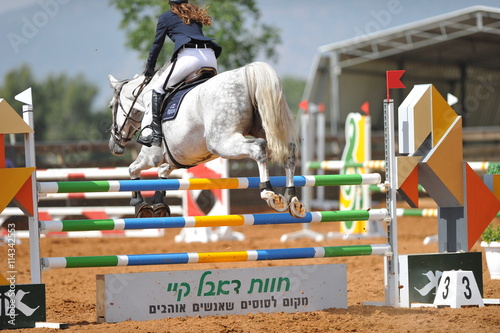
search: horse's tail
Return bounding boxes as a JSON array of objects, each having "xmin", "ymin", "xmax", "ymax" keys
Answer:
[{"xmin": 244, "ymin": 62, "xmax": 298, "ymax": 164}]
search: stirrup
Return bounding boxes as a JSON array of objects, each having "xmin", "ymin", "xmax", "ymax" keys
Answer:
[{"xmin": 137, "ymin": 125, "xmax": 153, "ymax": 147}]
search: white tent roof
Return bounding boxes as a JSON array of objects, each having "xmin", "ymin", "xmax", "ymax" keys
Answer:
[{"xmin": 304, "ymin": 6, "xmax": 500, "ymax": 135}]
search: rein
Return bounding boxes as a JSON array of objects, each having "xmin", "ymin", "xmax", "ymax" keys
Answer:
[
  {"xmin": 131, "ymin": 76, "xmax": 152, "ymax": 111},
  {"xmin": 113, "ymin": 76, "xmax": 152, "ymax": 146}
]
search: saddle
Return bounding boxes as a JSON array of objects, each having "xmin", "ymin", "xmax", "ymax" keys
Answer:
[
  {"xmin": 183, "ymin": 66, "xmax": 217, "ymax": 85},
  {"xmin": 160, "ymin": 67, "xmax": 217, "ymax": 119}
]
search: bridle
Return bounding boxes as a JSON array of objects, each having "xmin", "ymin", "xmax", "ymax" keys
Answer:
[{"xmin": 110, "ymin": 76, "xmax": 152, "ymax": 150}]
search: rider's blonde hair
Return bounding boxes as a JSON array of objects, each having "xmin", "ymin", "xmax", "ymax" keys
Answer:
[{"xmin": 171, "ymin": 3, "xmax": 212, "ymax": 26}]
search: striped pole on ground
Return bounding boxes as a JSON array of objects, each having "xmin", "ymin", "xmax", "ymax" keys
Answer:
[
  {"xmin": 40, "ymin": 209, "xmax": 389, "ymax": 233},
  {"xmin": 38, "ymin": 174, "xmax": 382, "ymax": 194},
  {"xmin": 307, "ymin": 160, "xmax": 386, "ymax": 171},
  {"xmin": 396, "ymin": 208, "xmax": 437, "ymax": 217},
  {"xmin": 308, "ymin": 160, "xmax": 491, "ymax": 172},
  {"xmin": 2, "ymin": 206, "xmax": 183, "ymax": 219},
  {"xmin": 42, "ymin": 243, "xmax": 391, "ymax": 269},
  {"xmin": 36, "ymin": 167, "xmax": 185, "ymax": 181},
  {"xmin": 368, "ymin": 184, "xmax": 426, "ymax": 193},
  {"xmin": 39, "ymin": 191, "xmax": 183, "ymax": 201},
  {"xmin": 395, "ymin": 208, "xmax": 500, "ymax": 218}
]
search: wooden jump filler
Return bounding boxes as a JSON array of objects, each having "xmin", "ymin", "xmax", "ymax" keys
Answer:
[{"xmin": 397, "ymin": 84, "xmax": 500, "ymax": 252}]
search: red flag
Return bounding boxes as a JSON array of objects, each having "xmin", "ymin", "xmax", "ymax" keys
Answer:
[
  {"xmin": 360, "ymin": 101, "xmax": 370, "ymax": 115},
  {"xmin": 386, "ymin": 70, "xmax": 406, "ymax": 101},
  {"xmin": 318, "ymin": 103, "xmax": 325, "ymax": 113},
  {"xmin": 298, "ymin": 100, "xmax": 309, "ymax": 111}
]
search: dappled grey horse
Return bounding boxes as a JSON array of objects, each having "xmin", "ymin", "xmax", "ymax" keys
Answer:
[{"xmin": 108, "ymin": 62, "xmax": 305, "ymax": 218}]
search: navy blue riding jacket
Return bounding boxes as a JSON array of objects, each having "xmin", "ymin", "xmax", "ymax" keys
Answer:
[{"xmin": 146, "ymin": 11, "xmax": 222, "ymax": 69}]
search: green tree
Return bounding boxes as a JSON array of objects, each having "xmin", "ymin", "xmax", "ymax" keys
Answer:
[
  {"xmin": 0, "ymin": 64, "xmax": 34, "ymax": 114},
  {"xmin": 0, "ymin": 65, "xmax": 109, "ymax": 142},
  {"xmin": 109, "ymin": 0, "xmax": 281, "ymax": 71},
  {"xmin": 282, "ymin": 76, "xmax": 306, "ymax": 116}
]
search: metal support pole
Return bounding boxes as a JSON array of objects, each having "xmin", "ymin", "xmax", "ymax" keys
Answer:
[
  {"xmin": 329, "ymin": 52, "xmax": 341, "ymax": 137},
  {"xmin": 383, "ymin": 100, "xmax": 399, "ymax": 307},
  {"xmin": 22, "ymin": 99, "xmax": 42, "ymax": 283},
  {"xmin": 316, "ymin": 109, "xmax": 325, "ymax": 202}
]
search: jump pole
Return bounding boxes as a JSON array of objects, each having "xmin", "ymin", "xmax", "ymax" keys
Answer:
[
  {"xmin": 37, "ymin": 174, "xmax": 381, "ymax": 194},
  {"xmin": 39, "ymin": 191, "xmax": 182, "ymax": 200},
  {"xmin": 42, "ymin": 243, "xmax": 392, "ymax": 269},
  {"xmin": 308, "ymin": 160, "xmax": 491, "ymax": 172},
  {"xmin": 36, "ymin": 167, "xmax": 185, "ymax": 181},
  {"xmin": 40, "ymin": 209, "xmax": 389, "ymax": 233},
  {"xmin": 1, "ymin": 206, "xmax": 182, "ymax": 219}
]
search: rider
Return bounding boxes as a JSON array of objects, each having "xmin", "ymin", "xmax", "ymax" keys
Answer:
[{"xmin": 137, "ymin": 0, "xmax": 222, "ymax": 147}]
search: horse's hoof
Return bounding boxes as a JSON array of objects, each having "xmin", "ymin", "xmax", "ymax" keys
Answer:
[
  {"xmin": 135, "ymin": 203, "xmax": 154, "ymax": 218},
  {"xmin": 289, "ymin": 197, "xmax": 307, "ymax": 218},
  {"xmin": 152, "ymin": 203, "xmax": 171, "ymax": 217},
  {"xmin": 266, "ymin": 194, "xmax": 288, "ymax": 212}
]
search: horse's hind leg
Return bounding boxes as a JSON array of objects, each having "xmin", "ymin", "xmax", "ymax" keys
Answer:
[
  {"xmin": 254, "ymin": 140, "xmax": 305, "ymax": 217},
  {"xmin": 209, "ymin": 135, "xmax": 289, "ymax": 213},
  {"xmin": 256, "ymin": 156, "xmax": 288, "ymax": 212},
  {"xmin": 284, "ymin": 143, "xmax": 306, "ymax": 218}
]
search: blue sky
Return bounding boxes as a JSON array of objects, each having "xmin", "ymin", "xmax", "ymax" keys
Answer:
[{"xmin": 1, "ymin": 0, "xmax": 500, "ymax": 107}]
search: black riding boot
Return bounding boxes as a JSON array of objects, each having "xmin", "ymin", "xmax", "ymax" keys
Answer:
[{"xmin": 137, "ymin": 91, "xmax": 164, "ymax": 147}]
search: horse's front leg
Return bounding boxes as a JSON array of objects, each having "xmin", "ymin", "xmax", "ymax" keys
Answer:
[
  {"xmin": 130, "ymin": 190, "xmax": 153, "ymax": 218},
  {"xmin": 129, "ymin": 146, "xmax": 166, "ymax": 218},
  {"xmin": 284, "ymin": 143, "xmax": 306, "ymax": 218},
  {"xmin": 150, "ymin": 163, "xmax": 177, "ymax": 217}
]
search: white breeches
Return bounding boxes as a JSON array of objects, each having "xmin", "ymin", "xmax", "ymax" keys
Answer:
[
  {"xmin": 152, "ymin": 47, "xmax": 217, "ymax": 93},
  {"xmin": 140, "ymin": 47, "xmax": 217, "ymax": 134}
]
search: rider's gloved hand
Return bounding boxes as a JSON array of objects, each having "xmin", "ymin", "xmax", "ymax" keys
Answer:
[{"xmin": 144, "ymin": 64, "xmax": 155, "ymax": 78}]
